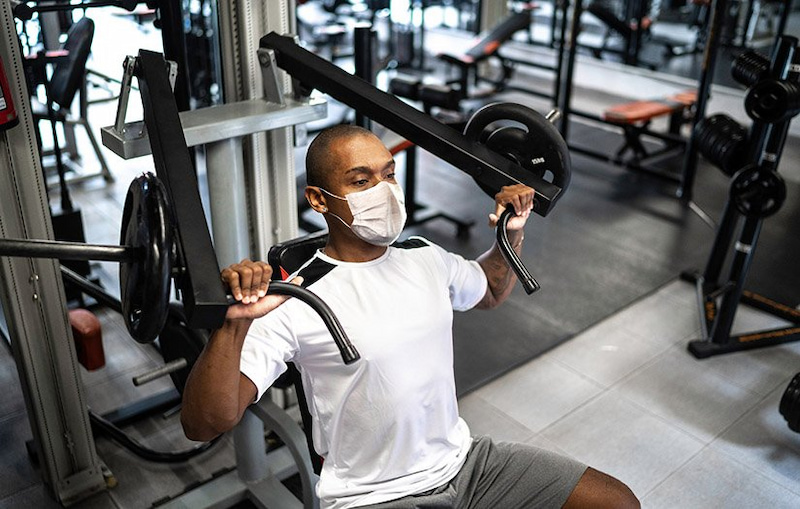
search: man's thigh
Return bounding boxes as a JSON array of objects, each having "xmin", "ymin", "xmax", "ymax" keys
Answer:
[
  {"xmin": 455, "ymin": 436, "xmax": 587, "ymax": 509},
  {"xmin": 357, "ymin": 436, "xmax": 586, "ymax": 509}
]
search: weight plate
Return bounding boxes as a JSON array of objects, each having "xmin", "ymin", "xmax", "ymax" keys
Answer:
[
  {"xmin": 730, "ymin": 165, "xmax": 787, "ymax": 218},
  {"xmin": 119, "ymin": 173, "xmax": 175, "ymax": 344},
  {"xmin": 463, "ymin": 103, "xmax": 571, "ymax": 207}
]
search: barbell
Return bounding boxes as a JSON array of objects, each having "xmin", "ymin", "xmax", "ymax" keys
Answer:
[{"xmin": 0, "ymin": 172, "xmax": 360, "ymax": 364}]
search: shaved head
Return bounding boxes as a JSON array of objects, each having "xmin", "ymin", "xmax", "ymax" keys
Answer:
[{"xmin": 306, "ymin": 125, "xmax": 377, "ymax": 189}]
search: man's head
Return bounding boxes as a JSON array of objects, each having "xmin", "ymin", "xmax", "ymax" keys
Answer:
[{"xmin": 304, "ymin": 125, "xmax": 404, "ymax": 250}]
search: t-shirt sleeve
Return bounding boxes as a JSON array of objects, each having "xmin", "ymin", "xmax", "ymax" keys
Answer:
[
  {"xmin": 412, "ymin": 236, "xmax": 488, "ymax": 311},
  {"xmin": 240, "ymin": 305, "xmax": 299, "ymax": 402}
]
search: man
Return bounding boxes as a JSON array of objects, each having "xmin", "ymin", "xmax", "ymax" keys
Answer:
[{"xmin": 181, "ymin": 125, "xmax": 639, "ymax": 508}]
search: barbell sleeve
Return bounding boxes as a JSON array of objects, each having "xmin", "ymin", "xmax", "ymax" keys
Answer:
[
  {"xmin": 0, "ymin": 238, "xmax": 142, "ymax": 262},
  {"xmin": 228, "ymin": 282, "xmax": 360, "ymax": 365},
  {"xmin": 497, "ymin": 206, "xmax": 540, "ymax": 295},
  {"xmin": 132, "ymin": 358, "xmax": 188, "ymax": 387}
]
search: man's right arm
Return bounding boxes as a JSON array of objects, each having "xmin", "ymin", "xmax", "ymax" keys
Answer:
[
  {"xmin": 181, "ymin": 319, "xmax": 258, "ymax": 441},
  {"xmin": 180, "ymin": 259, "xmax": 300, "ymax": 442}
]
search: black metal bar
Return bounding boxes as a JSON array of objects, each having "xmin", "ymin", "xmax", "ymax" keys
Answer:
[
  {"xmin": 557, "ymin": 0, "xmax": 582, "ymax": 142},
  {"xmin": 260, "ymin": 32, "xmax": 564, "ymax": 217},
  {"xmin": 20, "ymin": 0, "xmax": 139, "ymax": 14},
  {"xmin": 0, "ymin": 238, "xmax": 139, "ymax": 262},
  {"xmin": 741, "ymin": 291, "xmax": 800, "ymax": 324},
  {"xmin": 136, "ymin": 50, "xmax": 228, "ymax": 330},
  {"xmin": 60, "ymin": 265, "xmax": 123, "ymax": 313},
  {"xmin": 553, "ymin": 0, "xmax": 570, "ymax": 105},
  {"xmin": 689, "ymin": 327, "xmax": 800, "ymax": 358},
  {"xmin": 156, "ymin": 0, "xmax": 192, "ymax": 113},
  {"xmin": 708, "ymin": 216, "xmax": 762, "ymax": 346},
  {"xmin": 678, "ymin": 0, "xmax": 730, "ymax": 200},
  {"xmin": 354, "ymin": 25, "xmax": 374, "ymax": 130},
  {"xmin": 701, "ymin": 201, "xmax": 738, "ymax": 286}
]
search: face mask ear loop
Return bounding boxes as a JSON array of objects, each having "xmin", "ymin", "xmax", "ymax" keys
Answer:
[
  {"xmin": 326, "ymin": 210, "xmax": 353, "ymax": 231},
  {"xmin": 319, "ymin": 187, "xmax": 347, "ymax": 201}
]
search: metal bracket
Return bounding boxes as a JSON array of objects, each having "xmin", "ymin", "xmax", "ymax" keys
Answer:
[
  {"xmin": 258, "ymin": 48, "xmax": 285, "ymax": 106},
  {"xmin": 104, "ymin": 56, "xmax": 179, "ymax": 152}
]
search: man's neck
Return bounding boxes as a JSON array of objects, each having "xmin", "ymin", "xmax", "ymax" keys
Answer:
[{"xmin": 323, "ymin": 234, "xmax": 387, "ymax": 263}]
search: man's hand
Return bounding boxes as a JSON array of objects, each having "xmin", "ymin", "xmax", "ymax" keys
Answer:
[
  {"xmin": 221, "ymin": 259, "xmax": 302, "ymax": 321},
  {"xmin": 488, "ymin": 184, "xmax": 535, "ymax": 232}
]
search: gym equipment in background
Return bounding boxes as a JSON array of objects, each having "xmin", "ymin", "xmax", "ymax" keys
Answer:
[{"xmin": 682, "ymin": 35, "xmax": 799, "ymax": 360}]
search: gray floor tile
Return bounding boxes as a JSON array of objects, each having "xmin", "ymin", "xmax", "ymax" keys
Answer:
[
  {"xmin": 84, "ymin": 370, "xmax": 176, "ymax": 417},
  {"xmin": 730, "ymin": 304, "xmax": 795, "ymax": 336},
  {"xmin": 651, "ymin": 280, "xmax": 697, "ymax": 307},
  {"xmin": 541, "ymin": 390, "xmax": 704, "ymax": 498},
  {"xmin": 458, "ymin": 392, "xmax": 536, "ymax": 443},
  {"xmin": 0, "ymin": 412, "xmax": 41, "ymax": 500},
  {"xmin": 614, "ymin": 344, "xmax": 761, "ymax": 443},
  {"xmin": 711, "ymin": 383, "xmax": 800, "ymax": 495},
  {"xmin": 524, "ymin": 433, "xmax": 574, "ymax": 459},
  {"xmin": 0, "ymin": 346, "xmax": 27, "ymax": 419},
  {"xmin": 472, "ymin": 357, "xmax": 604, "ymax": 433},
  {"xmin": 606, "ymin": 288, "xmax": 702, "ymax": 345},
  {"xmin": 642, "ymin": 447, "xmax": 800, "ymax": 508},
  {"xmin": 549, "ymin": 324, "xmax": 668, "ymax": 388},
  {"xmin": 0, "ymin": 484, "xmax": 70, "ymax": 509},
  {"xmin": 691, "ymin": 338, "xmax": 800, "ymax": 397}
]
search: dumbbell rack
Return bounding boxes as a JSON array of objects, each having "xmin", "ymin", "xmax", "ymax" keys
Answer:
[{"xmin": 682, "ymin": 35, "xmax": 800, "ymax": 359}]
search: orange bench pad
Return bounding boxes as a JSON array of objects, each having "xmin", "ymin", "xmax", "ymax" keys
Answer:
[{"xmin": 603, "ymin": 90, "xmax": 697, "ymax": 124}]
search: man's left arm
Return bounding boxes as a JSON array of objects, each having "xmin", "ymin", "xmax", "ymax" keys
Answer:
[{"xmin": 475, "ymin": 184, "xmax": 535, "ymax": 310}]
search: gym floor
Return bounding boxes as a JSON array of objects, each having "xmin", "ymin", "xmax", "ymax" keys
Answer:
[{"xmin": 3, "ymin": 6, "xmax": 800, "ymax": 508}]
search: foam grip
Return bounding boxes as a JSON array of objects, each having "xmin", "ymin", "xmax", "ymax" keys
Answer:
[{"xmin": 69, "ymin": 308, "xmax": 106, "ymax": 371}]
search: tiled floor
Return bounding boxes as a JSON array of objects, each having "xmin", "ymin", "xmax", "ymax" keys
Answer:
[{"xmin": 460, "ymin": 280, "xmax": 800, "ymax": 507}]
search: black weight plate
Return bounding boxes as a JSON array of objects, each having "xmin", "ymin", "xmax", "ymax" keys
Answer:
[
  {"xmin": 780, "ymin": 373, "xmax": 800, "ymax": 417},
  {"xmin": 730, "ymin": 165, "xmax": 787, "ymax": 218},
  {"xmin": 119, "ymin": 173, "xmax": 175, "ymax": 344},
  {"xmin": 463, "ymin": 103, "xmax": 571, "ymax": 205}
]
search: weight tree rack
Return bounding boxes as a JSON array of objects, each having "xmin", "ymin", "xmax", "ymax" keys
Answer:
[{"xmin": 682, "ymin": 35, "xmax": 800, "ymax": 359}]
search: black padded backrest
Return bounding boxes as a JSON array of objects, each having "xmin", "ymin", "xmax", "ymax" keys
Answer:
[
  {"xmin": 267, "ymin": 230, "xmax": 329, "ymax": 280},
  {"xmin": 464, "ymin": 10, "xmax": 531, "ymax": 61},
  {"xmin": 50, "ymin": 17, "xmax": 94, "ymax": 109}
]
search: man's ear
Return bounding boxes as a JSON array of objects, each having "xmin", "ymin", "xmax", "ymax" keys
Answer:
[{"xmin": 305, "ymin": 186, "xmax": 328, "ymax": 214}]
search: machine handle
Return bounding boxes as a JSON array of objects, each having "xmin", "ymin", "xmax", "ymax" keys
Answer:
[{"xmin": 497, "ymin": 206, "xmax": 540, "ymax": 295}]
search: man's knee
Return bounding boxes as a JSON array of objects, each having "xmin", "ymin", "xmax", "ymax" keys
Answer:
[{"xmin": 563, "ymin": 467, "xmax": 640, "ymax": 509}]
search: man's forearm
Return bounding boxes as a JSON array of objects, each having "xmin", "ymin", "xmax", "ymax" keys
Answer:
[
  {"xmin": 181, "ymin": 319, "xmax": 253, "ymax": 441},
  {"xmin": 476, "ymin": 230, "xmax": 524, "ymax": 309}
]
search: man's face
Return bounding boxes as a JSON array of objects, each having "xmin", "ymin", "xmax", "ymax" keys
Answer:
[{"xmin": 324, "ymin": 134, "xmax": 397, "ymax": 224}]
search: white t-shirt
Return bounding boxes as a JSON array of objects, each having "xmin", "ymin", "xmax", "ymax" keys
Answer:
[{"xmin": 240, "ymin": 236, "xmax": 488, "ymax": 508}]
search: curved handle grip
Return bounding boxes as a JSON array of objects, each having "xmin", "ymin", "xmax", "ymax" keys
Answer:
[
  {"xmin": 497, "ymin": 206, "xmax": 540, "ymax": 295},
  {"xmin": 229, "ymin": 282, "xmax": 360, "ymax": 365},
  {"xmin": 268, "ymin": 282, "xmax": 361, "ymax": 364}
]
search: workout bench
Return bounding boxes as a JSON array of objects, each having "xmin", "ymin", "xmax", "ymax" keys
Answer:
[
  {"xmin": 602, "ymin": 90, "xmax": 697, "ymax": 163},
  {"xmin": 389, "ymin": 9, "xmax": 532, "ymax": 117}
]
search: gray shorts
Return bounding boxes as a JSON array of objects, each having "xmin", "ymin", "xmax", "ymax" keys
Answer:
[{"xmin": 359, "ymin": 436, "xmax": 587, "ymax": 509}]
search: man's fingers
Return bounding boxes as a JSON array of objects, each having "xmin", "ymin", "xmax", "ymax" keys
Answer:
[
  {"xmin": 222, "ymin": 268, "xmax": 243, "ymax": 301},
  {"xmin": 237, "ymin": 261, "xmax": 254, "ymax": 303}
]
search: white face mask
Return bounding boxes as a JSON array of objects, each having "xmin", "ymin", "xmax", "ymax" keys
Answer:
[{"xmin": 321, "ymin": 181, "xmax": 407, "ymax": 246}]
